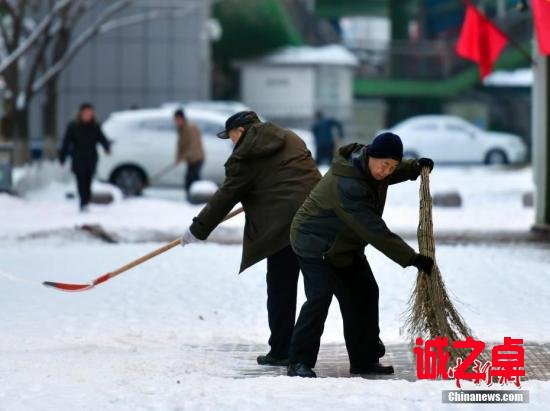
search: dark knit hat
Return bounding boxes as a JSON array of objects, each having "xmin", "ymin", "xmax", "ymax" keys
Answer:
[
  {"xmin": 366, "ymin": 132, "xmax": 403, "ymax": 162},
  {"xmin": 217, "ymin": 110, "xmax": 260, "ymax": 139}
]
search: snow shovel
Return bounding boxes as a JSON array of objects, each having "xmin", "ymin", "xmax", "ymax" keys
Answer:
[{"xmin": 42, "ymin": 207, "xmax": 244, "ymax": 292}]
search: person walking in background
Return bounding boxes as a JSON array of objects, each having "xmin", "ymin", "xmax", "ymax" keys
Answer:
[
  {"xmin": 180, "ymin": 111, "xmax": 321, "ymax": 367},
  {"xmin": 174, "ymin": 109, "xmax": 205, "ymax": 196},
  {"xmin": 311, "ymin": 110, "xmax": 344, "ymax": 165},
  {"xmin": 59, "ymin": 102, "xmax": 111, "ymax": 212},
  {"xmin": 287, "ymin": 132, "xmax": 434, "ymax": 378}
]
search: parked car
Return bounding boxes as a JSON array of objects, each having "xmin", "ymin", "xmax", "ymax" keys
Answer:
[
  {"xmin": 386, "ymin": 115, "xmax": 527, "ymax": 165},
  {"xmin": 96, "ymin": 106, "xmax": 316, "ymax": 195},
  {"xmin": 162, "ymin": 100, "xmax": 253, "ymax": 118}
]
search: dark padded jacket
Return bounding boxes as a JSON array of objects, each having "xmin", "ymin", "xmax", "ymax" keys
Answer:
[
  {"xmin": 290, "ymin": 143, "xmax": 421, "ymax": 268},
  {"xmin": 190, "ymin": 122, "xmax": 321, "ymax": 273}
]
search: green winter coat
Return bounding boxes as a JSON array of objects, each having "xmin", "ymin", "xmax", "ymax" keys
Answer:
[
  {"xmin": 190, "ymin": 122, "xmax": 321, "ymax": 273},
  {"xmin": 290, "ymin": 143, "xmax": 421, "ymax": 269}
]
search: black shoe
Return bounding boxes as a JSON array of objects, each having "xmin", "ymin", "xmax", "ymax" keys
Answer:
[
  {"xmin": 350, "ymin": 362, "xmax": 394, "ymax": 375},
  {"xmin": 378, "ymin": 337, "xmax": 386, "ymax": 359},
  {"xmin": 287, "ymin": 363, "xmax": 317, "ymax": 378},
  {"xmin": 257, "ymin": 353, "xmax": 289, "ymax": 366}
]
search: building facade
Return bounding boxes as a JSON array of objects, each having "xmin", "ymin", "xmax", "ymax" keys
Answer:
[{"xmin": 28, "ymin": 0, "xmax": 212, "ymax": 139}]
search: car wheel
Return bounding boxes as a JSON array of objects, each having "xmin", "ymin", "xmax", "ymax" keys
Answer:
[
  {"xmin": 485, "ymin": 149, "xmax": 509, "ymax": 165},
  {"xmin": 110, "ymin": 165, "xmax": 146, "ymax": 196},
  {"xmin": 403, "ymin": 151, "xmax": 419, "ymax": 159}
]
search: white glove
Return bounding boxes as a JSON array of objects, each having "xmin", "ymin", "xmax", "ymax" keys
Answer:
[{"xmin": 181, "ymin": 228, "xmax": 200, "ymax": 246}]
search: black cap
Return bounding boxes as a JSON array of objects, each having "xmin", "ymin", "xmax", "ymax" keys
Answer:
[
  {"xmin": 366, "ymin": 132, "xmax": 403, "ymax": 162},
  {"xmin": 217, "ymin": 110, "xmax": 260, "ymax": 139}
]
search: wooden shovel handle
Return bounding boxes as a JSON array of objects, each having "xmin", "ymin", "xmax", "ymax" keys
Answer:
[{"xmin": 105, "ymin": 207, "xmax": 244, "ymax": 281}]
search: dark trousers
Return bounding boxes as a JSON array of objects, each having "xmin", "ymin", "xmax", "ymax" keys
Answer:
[
  {"xmin": 75, "ymin": 170, "xmax": 93, "ymax": 208},
  {"xmin": 265, "ymin": 245, "xmax": 301, "ymax": 359},
  {"xmin": 315, "ymin": 145, "xmax": 334, "ymax": 166},
  {"xmin": 289, "ymin": 254, "xmax": 380, "ymax": 368},
  {"xmin": 185, "ymin": 161, "xmax": 203, "ymax": 192}
]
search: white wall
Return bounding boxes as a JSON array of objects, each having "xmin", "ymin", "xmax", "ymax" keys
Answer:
[
  {"xmin": 241, "ymin": 66, "xmax": 315, "ymax": 118},
  {"xmin": 316, "ymin": 66, "xmax": 353, "ymax": 119}
]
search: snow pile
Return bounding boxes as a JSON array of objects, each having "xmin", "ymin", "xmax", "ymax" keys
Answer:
[
  {"xmin": 189, "ymin": 180, "xmax": 219, "ymax": 197},
  {"xmin": 484, "ymin": 68, "xmax": 533, "ymax": 87},
  {"xmin": 13, "ymin": 160, "xmax": 72, "ymax": 196},
  {"xmin": 239, "ymin": 45, "xmax": 359, "ymax": 67}
]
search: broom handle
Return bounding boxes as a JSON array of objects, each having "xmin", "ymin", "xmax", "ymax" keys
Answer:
[
  {"xmin": 104, "ymin": 207, "xmax": 244, "ymax": 281},
  {"xmin": 418, "ymin": 167, "xmax": 435, "ymax": 259}
]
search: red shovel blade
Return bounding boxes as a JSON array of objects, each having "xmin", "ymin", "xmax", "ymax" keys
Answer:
[{"xmin": 42, "ymin": 281, "xmax": 94, "ymax": 292}]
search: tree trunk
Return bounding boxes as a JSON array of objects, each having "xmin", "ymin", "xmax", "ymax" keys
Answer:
[
  {"xmin": 40, "ymin": 26, "xmax": 70, "ymax": 160},
  {"xmin": 1, "ymin": 97, "xmax": 16, "ymax": 143},
  {"xmin": 41, "ymin": 77, "xmax": 60, "ymax": 160},
  {"xmin": 13, "ymin": 106, "xmax": 31, "ymax": 165}
]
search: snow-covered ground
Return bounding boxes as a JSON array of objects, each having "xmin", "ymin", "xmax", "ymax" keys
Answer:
[
  {"xmin": 1, "ymin": 241, "xmax": 549, "ymax": 410},
  {"xmin": 1, "ymin": 163, "xmax": 548, "ymax": 410}
]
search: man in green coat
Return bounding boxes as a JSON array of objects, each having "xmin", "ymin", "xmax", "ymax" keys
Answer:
[
  {"xmin": 180, "ymin": 111, "xmax": 321, "ymax": 366},
  {"xmin": 287, "ymin": 132, "xmax": 434, "ymax": 378}
]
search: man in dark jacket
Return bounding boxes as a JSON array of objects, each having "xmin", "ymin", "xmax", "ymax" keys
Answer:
[
  {"xmin": 59, "ymin": 103, "xmax": 111, "ymax": 212},
  {"xmin": 287, "ymin": 132, "xmax": 434, "ymax": 378},
  {"xmin": 180, "ymin": 111, "xmax": 321, "ymax": 365}
]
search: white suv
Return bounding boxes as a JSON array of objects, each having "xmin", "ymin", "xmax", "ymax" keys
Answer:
[{"xmin": 96, "ymin": 106, "xmax": 316, "ymax": 195}]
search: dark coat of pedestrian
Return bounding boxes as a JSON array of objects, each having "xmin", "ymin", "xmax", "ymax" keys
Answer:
[
  {"xmin": 182, "ymin": 110, "xmax": 321, "ymax": 365},
  {"xmin": 59, "ymin": 103, "xmax": 111, "ymax": 211},
  {"xmin": 287, "ymin": 132, "xmax": 434, "ymax": 378}
]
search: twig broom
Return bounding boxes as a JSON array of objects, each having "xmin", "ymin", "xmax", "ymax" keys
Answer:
[{"xmin": 406, "ymin": 167, "xmax": 484, "ymax": 363}]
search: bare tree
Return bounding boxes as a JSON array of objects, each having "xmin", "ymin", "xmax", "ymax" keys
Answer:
[{"xmin": 0, "ymin": 0, "xmax": 201, "ymax": 163}]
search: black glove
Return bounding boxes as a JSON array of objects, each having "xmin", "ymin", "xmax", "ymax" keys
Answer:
[
  {"xmin": 418, "ymin": 158, "xmax": 434, "ymax": 172},
  {"xmin": 411, "ymin": 254, "xmax": 434, "ymax": 274}
]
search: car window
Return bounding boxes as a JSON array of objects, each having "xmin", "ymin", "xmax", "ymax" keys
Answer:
[
  {"xmin": 411, "ymin": 123, "xmax": 438, "ymax": 132},
  {"xmin": 446, "ymin": 123, "xmax": 466, "ymax": 132},
  {"xmin": 139, "ymin": 118, "xmax": 175, "ymax": 132},
  {"xmin": 445, "ymin": 123, "xmax": 473, "ymax": 137}
]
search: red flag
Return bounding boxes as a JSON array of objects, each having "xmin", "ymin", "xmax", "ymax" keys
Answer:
[
  {"xmin": 456, "ymin": 1, "xmax": 508, "ymax": 79},
  {"xmin": 532, "ymin": 0, "xmax": 550, "ymax": 55}
]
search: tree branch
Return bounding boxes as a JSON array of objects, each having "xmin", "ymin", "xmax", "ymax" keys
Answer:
[
  {"xmin": 24, "ymin": 21, "xmax": 53, "ymax": 101},
  {"xmin": 98, "ymin": 4, "xmax": 197, "ymax": 34},
  {"xmin": 0, "ymin": 0, "xmax": 17, "ymax": 49},
  {"xmin": 0, "ymin": 0, "xmax": 19, "ymax": 18},
  {"xmin": 32, "ymin": 0, "xmax": 206, "ymax": 94},
  {"xmin": 67, "ymin": 0, "xmax": 94, "ymax": 23},
  {"xmin": 0, "ymin": 0, "xmax": 72, "ymax": 74},
  {"xmin": 9, "ymin": 0, "xmax": 27, "ymax": 52},
  {"xmin": 0, "ymin": 18, "xmax": 11, "ymax": 51}
]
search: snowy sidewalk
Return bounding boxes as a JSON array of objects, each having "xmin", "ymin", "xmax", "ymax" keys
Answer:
[{"xmin": 209, "ymin": 342, "xmax": 550, "ymax": 381}]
